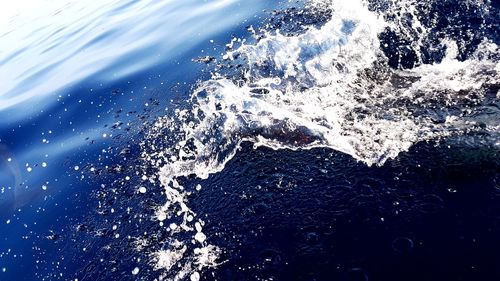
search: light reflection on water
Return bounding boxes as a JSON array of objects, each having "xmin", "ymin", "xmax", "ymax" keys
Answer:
[{"xmin": 0, "ymin": 0, "xmax": 266, "ymax": 115}]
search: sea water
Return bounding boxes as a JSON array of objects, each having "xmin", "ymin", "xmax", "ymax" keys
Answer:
[{"xmin": 0, "ymin": 0, "xmax": 499, "ymax": 280}]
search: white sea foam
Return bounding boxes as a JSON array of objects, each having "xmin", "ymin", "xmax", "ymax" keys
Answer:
[{"xmin": 141, "ymin": 0, "xmax": 499, "ymax": 279}]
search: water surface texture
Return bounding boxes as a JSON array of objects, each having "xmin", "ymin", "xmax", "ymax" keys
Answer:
[{"xmin": 0, "ymin": 0, "xmax": 499, "ymax": 280}]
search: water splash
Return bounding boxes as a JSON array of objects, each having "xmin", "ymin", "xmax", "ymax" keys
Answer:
[{"xmin": 140, "ymin": 0, "xmax": 499, "ymax": 279}]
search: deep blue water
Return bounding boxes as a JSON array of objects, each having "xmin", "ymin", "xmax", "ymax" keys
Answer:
[{"xmin": 0, "ymin": 0, "xmax": 499, "ymax": 280}]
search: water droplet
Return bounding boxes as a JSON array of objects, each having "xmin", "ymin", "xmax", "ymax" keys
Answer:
[
  {"xmin": 190, "ymin": 272, "xmax": 200, "ymax": 281},
  {"xmin": 194, "ymin": 232, "xmax": 206, "ymax": 243}
]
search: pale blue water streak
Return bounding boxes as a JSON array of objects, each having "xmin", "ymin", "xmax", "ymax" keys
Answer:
[{"xmin": 0, "ymin": 0, "xmax": 268, "ymax": 119}]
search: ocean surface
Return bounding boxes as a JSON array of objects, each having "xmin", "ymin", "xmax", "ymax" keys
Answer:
[{"xmin": 0, "ymin": 0, "xmax": 499, "ymax": 280}]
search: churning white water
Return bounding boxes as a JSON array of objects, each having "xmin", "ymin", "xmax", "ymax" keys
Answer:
[{"xmin": 139, "ymin": 0, "xmax": 498, "ymax": 279}]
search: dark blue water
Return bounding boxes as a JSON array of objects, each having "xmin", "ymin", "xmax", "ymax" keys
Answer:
[{"xmin": 0, "ymin": 0, "xmax": 499, "ymax": 280}]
